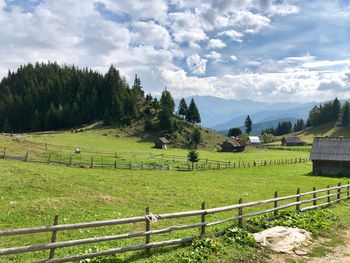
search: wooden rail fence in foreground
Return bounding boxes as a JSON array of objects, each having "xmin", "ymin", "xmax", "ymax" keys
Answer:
[{"xmin": 0, "ymin": 182, "xmax": 349, "ymax": 262}]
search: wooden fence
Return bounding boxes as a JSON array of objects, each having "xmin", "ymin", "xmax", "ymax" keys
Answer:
[
  {"xmin": 0, "ymin": 182, "xmax": 349, "ymax": 263},
  {"xmin": 0, "ymin": 147, "xmax": 310, "ymax": 172}
]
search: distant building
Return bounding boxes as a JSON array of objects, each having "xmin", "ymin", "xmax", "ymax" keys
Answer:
[
  {"xmin": 221, "ymin": 137, "xmax": 246, "ymax": 152},
  {"xmin": 281, "ymin": 136, "xmax": 306, "ymax": 146},
  {"xmin": 155, "ymin": 137, "xmax": 169, "ymax": 149},
  {"xmin": 311, "ymin": 137, "xmax": 350, "ymax": 176},
  {"xmin": 248, "ymin": 136, "xmax": 261, "ymax": 145}
]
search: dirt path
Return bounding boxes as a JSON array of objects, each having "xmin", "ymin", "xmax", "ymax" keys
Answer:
[
  {"xmin": 270, "ymin": 229, "xmax": 350, "ymax": 263},
  {"xmin": 308, "ymin": 229, "xmax": 350, "ymax": 263}
]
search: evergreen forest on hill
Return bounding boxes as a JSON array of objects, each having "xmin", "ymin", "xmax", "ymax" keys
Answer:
[{"xmin": 0, "ymin": 62, "xmax": 201, "ymax": 134}]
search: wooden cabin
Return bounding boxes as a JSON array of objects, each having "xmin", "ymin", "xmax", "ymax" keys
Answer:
[
  {"xmin": 311, "ymin": 137, "xmax": 350, "ymax": 176},
  {"xmin": 221, "ymin": 137, "xmax": 246, "ymax": 152},
  {"xmin": 155, "ymin": 137, "xmax": 169, "ymax": 149},
  {"xmin": 281, "ymin": 136, "xmax": 306, "ymax": 146}
]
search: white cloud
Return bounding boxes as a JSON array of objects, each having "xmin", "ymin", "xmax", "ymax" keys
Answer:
[
  {"xmin": 206, "ymin": 51, "xmax": 222, "ymax": 61},
  {"xmin": 159, "ymin": 68, "xmax": 350, "ymax": 103},
  {"xmin": 230, "ymin": 55, "xmax": 238, "ymax": 62},
  {"xmin": 217, "ymin": 30, "xmax": 243, "ymax": 42},
  {"xmin": 207, "ymin": 39, "xmax": 226, "ymax": 49},
  {"xmin": 131, "ymin": 21, "xmax": 172, "ymax": 49},
  {"xmin": 186, "ymin": 54, "xmax": 208, "ymax": 75}
]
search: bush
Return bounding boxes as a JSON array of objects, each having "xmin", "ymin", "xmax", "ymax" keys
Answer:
[
  {"xmin": 224, "ymin": 227, "xmax": 257, "ymax": 246},
  {"xmin": 179, "ymin": 238, "xmax": 223, "ymax": 263},
  {"xmin": 246, "ymin": 209, "xmax": 339, "ymax": 235}
]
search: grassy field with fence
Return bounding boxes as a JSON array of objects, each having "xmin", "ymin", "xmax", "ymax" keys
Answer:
[
  {"xmin": 0, "ymin": 128, "xmax": 310, "ymax": 171},
  {"xmin": 1, "ymin": 158, "xmax": 350, "ymax": 262}
]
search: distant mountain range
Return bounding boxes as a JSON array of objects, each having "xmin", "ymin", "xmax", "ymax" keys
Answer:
[{"xmin": 176, "ymin": 96, "xmax": 316, "ymax": 134}]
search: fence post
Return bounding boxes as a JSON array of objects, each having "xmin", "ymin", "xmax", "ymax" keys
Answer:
[
  {"xmin": 313, "ymin": 186, "xmax": 317, "ymax": 206},
  {"xmin": 3, "ymin": 147, "xmax": 6, "ymax": 158},
  {"xmin": 69, "ymin": 156, "xmax": 72, "ymax": 166},
  {"xmin": 48, "ymin": 153, "xmax": 51, "ymax": 164},
  {"xmin": 90, "ymin": 156, "xmax": 94, "ymax": 168},
  {"xmin": 238, "ymin": 198, "xmax": 243, "ymax": 227},
  {"xmin": 337, "ymin": 182, "xmax": 341, "ymax": 202},
  {"xmin": 48, "ymin": 215, "xmax": 59, "ymax": 259},
  {"xmin": 145, "ymin": 207, "xmax": 151, "ymax": 256},
  {"xmin": 347, "ymin": 181, "xmax": 350, "ymax": 199},
  {"xmin": 114, "ymin": 160, "xmax": 117, "ymax": 169},
  {"xmin": 326, "ymin": 185, "xmax": 331, "ymax": 207},
  {"xmin": 296, "ymin": 188, "xmax": 301, "ymax": 211},
  {"xmin": 25, "ymin": 151, "xmax": 29, "ymax": 162},
  {"xmin": 274, "ymin": 191, "xmax": 278, "ymax": 216},
  {"xmin": 201, "ymin": 202, "xmax": 206, "ymax": 236}
]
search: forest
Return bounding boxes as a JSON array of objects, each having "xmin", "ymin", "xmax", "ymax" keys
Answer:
[{"xmin": 0, "ymin": 62, "xmax": 201, "ymax": 134}]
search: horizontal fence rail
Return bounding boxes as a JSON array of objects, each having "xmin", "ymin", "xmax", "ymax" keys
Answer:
[{"xmin": 0, "ymin": 182, "xmax": 349, "ymax": 262}]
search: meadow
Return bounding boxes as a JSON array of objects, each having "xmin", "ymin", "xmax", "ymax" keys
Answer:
[{"xmin": 0, "ymin": 129, "xmax": 349, "ymax": 262}]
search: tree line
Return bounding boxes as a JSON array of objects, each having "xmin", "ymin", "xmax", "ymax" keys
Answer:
[
  {"xmin": 261, "ymin": 119, "xmax": 305, "ymax": 136},
  {"xmin": 306, "ymin": 98, "xmax": 346, "ymax": 127}
]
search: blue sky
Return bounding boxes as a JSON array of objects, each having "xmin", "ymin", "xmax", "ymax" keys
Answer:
[{"xmin": 1, "ymin": 0, "xmax": 350, "ymax": 102}]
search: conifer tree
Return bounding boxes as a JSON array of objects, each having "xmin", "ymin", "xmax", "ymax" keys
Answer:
[
  {"xmin": 186, "ymin": 98, "xmax": 201, "ymax": 124},
  {"xmin": 178, "ymin": 98, "xmax": 188, "ymax": 117},
  {"xmin": 341, "ymin": 102, "xmax": 350, "ymax": 127},
  {"xmin": 245, "ymin": 115, "xmax": 252, "ymax": 134}
]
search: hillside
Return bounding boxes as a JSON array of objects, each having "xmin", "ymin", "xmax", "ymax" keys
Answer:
[
  {"xmin": 218, "ymin": 117, "xmax": 298, "ymax": 136},
  {"xmin": 292, "ymin": 122, "xmax": 350, "ymax": 143}
]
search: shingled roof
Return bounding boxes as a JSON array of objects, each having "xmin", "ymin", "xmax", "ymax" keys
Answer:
[
  {"xmin": 310, "ymin": 137, "xmax": 350, "ymax": 161},
  {"xmin": 225, "ymin": 137, "xmax": 245, "ymax": 147},
  {"xmin": 157, "ymin": 137, "xmax": 169, "ymax": 144},
  {"xmin": 283, "ymin": 136, "xmax": 303, "ymax": 144}
]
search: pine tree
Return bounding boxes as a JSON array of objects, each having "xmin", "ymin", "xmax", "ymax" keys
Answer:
[
  {"xmin": 245, "ymin": 115, "xmax": 252, "ymax": 134},
  {"xmin": 191, "ymin": 127, "xmax": 201, "ymax": 146},
  {"xmin": 341, "ymin": 102, "xmax": 350, "ymax": 127},
  {"xmin": 186, "ymin": 98, "xmax": 201, "ymax": 124},
  {"xmin": 178, "ymin": 98, "xmax": 188, "ymax": 117},
  {"xmin": 332, "ymin": 97, "xmax": 341, "ymax": 121},
  {"xmin": 187, "ymin": 149, "xmax": 199, "ymax": 171},
  {"xmin": 160, "ymin": 89, "xmax": 175, "ymax": 114},
  {"xmin": 228, "ymin": 127, "xmax": 242, "ymax": 137}
]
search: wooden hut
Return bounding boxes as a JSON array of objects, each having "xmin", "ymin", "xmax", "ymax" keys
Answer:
[
  {"xmin": 311, "ymin": 137, "xmax": 350, "ymax": 176},
  {"xmin": 281, "ymin": 136, "xmax": 306, "ymax": 146},
  {"xmin": 248, "ymin": 136, "xmax": 261, "ymax": 146},
  {"xmin": 155, "ymin": 137, "xmax": 169, "ymax": 149},
  {"xmin": 221, "ymin": 137, "xmax": 246, "ymax": 152}
]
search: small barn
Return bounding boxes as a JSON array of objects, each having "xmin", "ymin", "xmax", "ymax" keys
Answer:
[
  {"xmin": 311, "ymin": 137, "xmax": 350, "ymax": 176},
  {"xmin": 155, "ymin": 137, "xmax": 169, "ymax": 149},
  {"xmin": 248, "ymin": 136, "xmax": 261, "ymax": 146},
  {"xmin": 281, "ymin": 136, "xmax": 306, "ymax": 146},
  {"xmin": 221, "ymin": 137, "xmax": 246, "ymax": 152}
]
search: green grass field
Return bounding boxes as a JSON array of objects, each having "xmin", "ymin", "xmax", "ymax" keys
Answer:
[
  {"xmin": 1, "ymin": 158, "xmax": 350, "ymax": 262},
  {"xmin": 0, "ymin": 128, "xmax": 349, "ymax": 262},
  {"xmin": 22, "ymin": 128, "xmax": 310, "ymax": 162}
]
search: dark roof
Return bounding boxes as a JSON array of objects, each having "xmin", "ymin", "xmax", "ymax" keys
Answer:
[
  {"xmin": 223, "ymin": 137, "xmax": 245, "ymax": 147},
  {"xmin": 311, "ymin": 137, "xmax": 350, "ymax": 161},
  {"xmin": 157, "ymin": 137, "xmax": 169, "ymax": 144},
  {"xmin": 282, "ymin": 136, "xmax": 303, "ymax": 144}
]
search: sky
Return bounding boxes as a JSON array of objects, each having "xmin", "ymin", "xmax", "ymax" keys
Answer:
[{"xmin": 1, "ymin": 0, "xmax": 350, "ymax": 102}]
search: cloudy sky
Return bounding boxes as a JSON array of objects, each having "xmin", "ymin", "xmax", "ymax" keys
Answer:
[{"xmin": 1, "ymin": 0, "xmax": 350, "ymax": 102}]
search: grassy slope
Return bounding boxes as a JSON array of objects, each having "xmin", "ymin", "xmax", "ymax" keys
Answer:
[
  {"xmin": 18, "ymin": 128, "xmax": 310, "ymax": 163},
  {"xmin": 1, "ymin": 159, "xmax": 350, "ymax": 262},
  {"xmin": 270, "ymin": 122, "xmax": 350, "ymax": 145}
]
